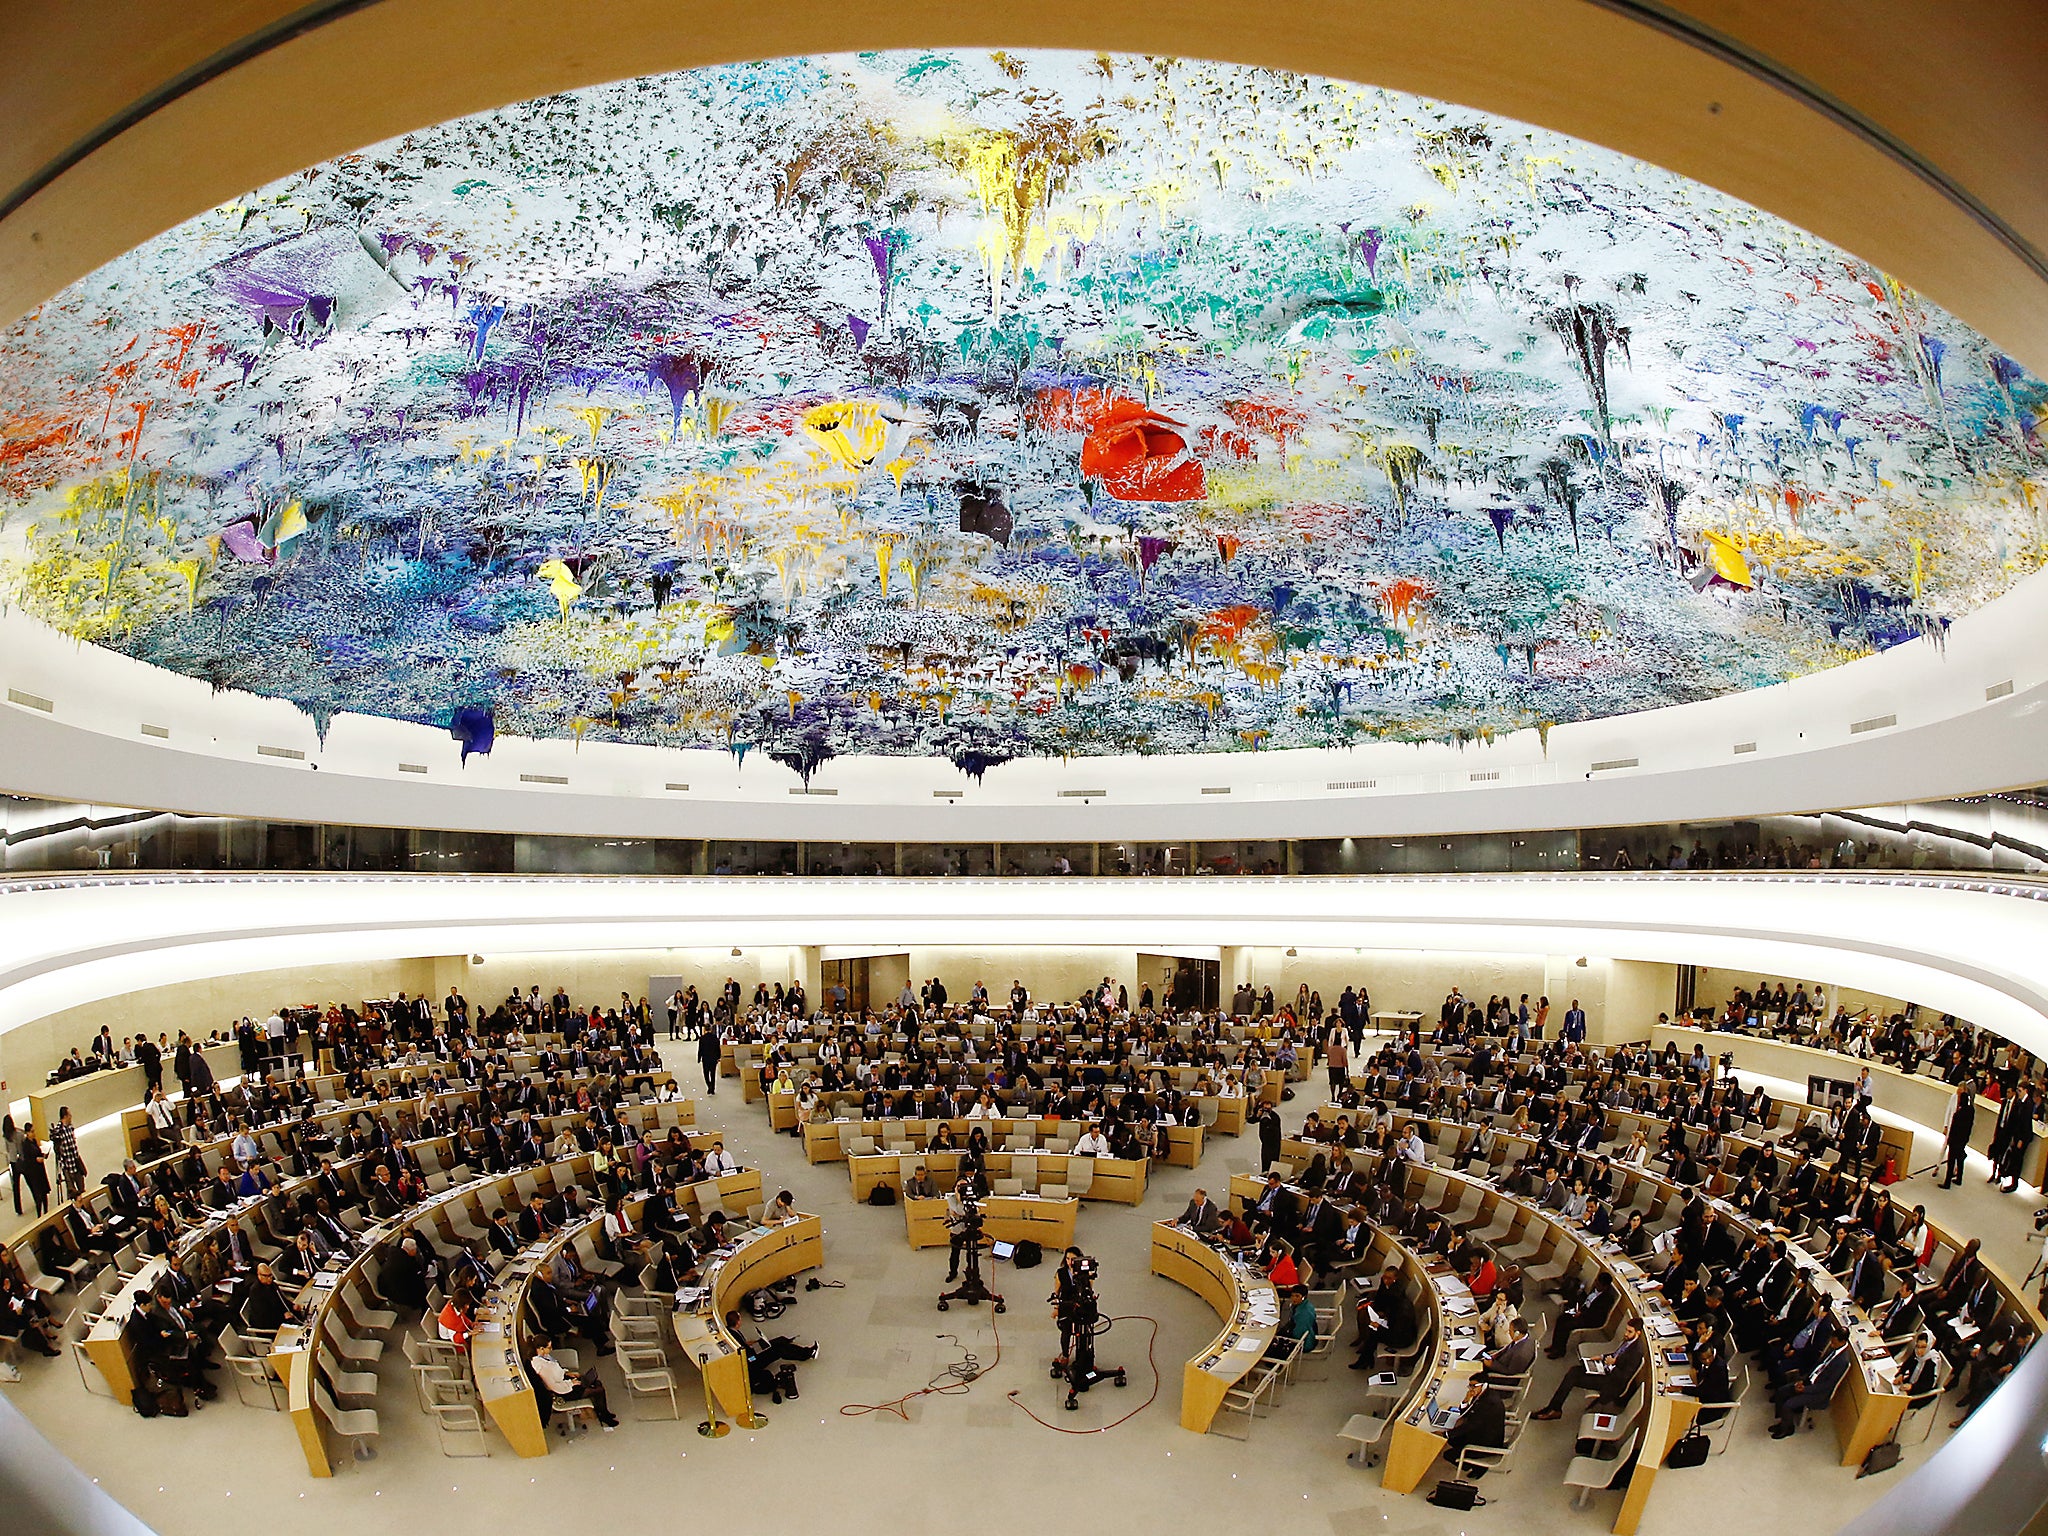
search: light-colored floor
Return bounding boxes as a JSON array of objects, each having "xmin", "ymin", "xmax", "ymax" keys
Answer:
[{"xmin": 5, "ymin": 1042, "xmax": 2040, "ymax": 1536}]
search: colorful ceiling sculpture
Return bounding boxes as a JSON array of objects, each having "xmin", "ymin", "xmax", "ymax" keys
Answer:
[{"xmin": 1, "ymin": 51, "xmax": 2042, "ymax": 778}]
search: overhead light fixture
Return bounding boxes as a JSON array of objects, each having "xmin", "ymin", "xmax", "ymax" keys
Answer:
[
  {"xmin": 731, "ymin": 946, "xmax": 743, "ymax": 957},
  {"xmin": 1286, "ymin": 947, "xmax": 1298, "ymax": 957}
]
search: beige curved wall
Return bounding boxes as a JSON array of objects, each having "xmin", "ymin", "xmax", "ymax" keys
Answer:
[{"xmin": 1, "ymin": 1, "xmax": 2043, "ymax": 371}]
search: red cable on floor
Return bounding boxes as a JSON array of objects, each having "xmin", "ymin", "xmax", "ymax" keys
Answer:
[
  {"xmin": 838, "ymin": 1311, "xmax": 1006, "ymax": 1420},
  {"xmin": 1006, "ymin": 1314, "xmax": 1162, "ymax": 1434}
]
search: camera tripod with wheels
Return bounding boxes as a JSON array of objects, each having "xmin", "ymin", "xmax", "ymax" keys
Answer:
[
  {"xmin": 1053, "ymin": 1297, "xmax": 1127, "ymax": 1409},
  {"xmin": 938, "ymin": 1209, "xmax": 1004, "ymax": 1312}
]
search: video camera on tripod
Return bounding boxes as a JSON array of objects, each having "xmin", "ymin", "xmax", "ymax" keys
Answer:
[
  {"xmin": 1049, "ymin": 1247, "xmax": 1126, "ymax": 1409},
  {"xmin": 938, "ymin": 1187, "xmax": 1004, "ymax": 1312}
]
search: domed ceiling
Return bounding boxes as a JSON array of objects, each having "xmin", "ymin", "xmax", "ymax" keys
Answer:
[{"xmin": 0, "ymin": 51, "xmax": 2040, "ymax": 779}]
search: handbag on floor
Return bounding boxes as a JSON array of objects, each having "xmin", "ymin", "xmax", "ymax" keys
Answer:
[
  {"xmin": 1427, "ymin": 1479, "xmax": 1484, "ymax": 1510},
  {"xmin": 1666, "ymin": 1425, "xmax": 1710, "ymax": 1468}
]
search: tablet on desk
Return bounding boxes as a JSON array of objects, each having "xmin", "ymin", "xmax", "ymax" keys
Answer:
[{"xmin": 992, "ymin": 1240, "xmax": 1016, "ymax": 1260}]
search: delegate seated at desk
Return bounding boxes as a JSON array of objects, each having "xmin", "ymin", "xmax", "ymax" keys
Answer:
[
  {"xmin": 1532, "ymin": 1315, "xmax": 1644, "ymax": 1419},
  {"xmin": 1177, "ymin": 1188, "xmax": 1222, "ymax": 1234},
  {"xmin": 1443, "ymin": 1376, "xmax": 1510, "ymax": 1468},
  {"xmin": 528, "ymin": 1336, "xmax": 619, "ymax": 1429},
  {"xmin": 1350, "ymin": 1264, "xmax": 1414, "ymax": 1374}
]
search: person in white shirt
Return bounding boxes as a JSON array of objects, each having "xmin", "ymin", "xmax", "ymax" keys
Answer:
[
  {"xmin": 1074, "ymin": 1125, "xmax": 1111, "ymax": 1157},
  {"xmin": 1398, "ymin": 1126, "xmax": 1428, "ymax": 1164},
  {"xmin": 702, "ymin": 1142, "xmax": 737, "ymax": 1177},
  {"xmin": 967, "ymin": 1093, "xmax": 1000, "ymax": 1120},
  {"xmin": 528, "ymin": 1338, "xmax": 617, "ymax": 1428}
]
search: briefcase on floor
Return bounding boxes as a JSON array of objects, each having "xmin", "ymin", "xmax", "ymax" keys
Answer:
[
  {"xmin": 1858, "ymin": 1440, "xmax": 1903, "ymax": 1478},
  {"xmin": 1427, "ymin": 1479, "xmax": 1484, "ymax": 1510},
  {"xmin": 1665, "ymin": 1426, "xmax": 1710, "ymax": 1468}
]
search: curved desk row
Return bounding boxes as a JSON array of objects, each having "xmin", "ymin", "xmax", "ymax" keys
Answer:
[
  {"xmin": 847, "ymin": 1148, "xmax": 1147, "ymax": 1206},
  {"xmin": 1228, "ymin": 1159, "xmax": 1697, "ymax": 1534},
  {"xmin": 1148, "ymin": 1221, "xmax": 1281, "ymax": 1432},
  {"xmin": 1288, "ymin": 1116, "xmax": 1915, "ymax": 1466},
  {"xmin": 1392, "ymin": 1101, "xmax": 2045, "ymax": 1346},
  {"xmin": 1651, "ymin": 1023, "xmax": 2048, "ymax": 1189},
  {"xmin": 283, "ymin": 1151, "xmax": 597, "ymax": 1474},
  {"xmin": 672, "ymin": 1214, "xmax": 824, "ymax": 1423}
]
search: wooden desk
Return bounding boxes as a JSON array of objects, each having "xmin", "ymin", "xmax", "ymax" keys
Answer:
[
  {"xmin": 671, "ymin": 1214, "xmax": 824, "ymax": 1423},
  {"xmin": 285, "ymin": 1154, "xmax": 596, "ymax": 1474},
  {"xmin": 81, "ymin": 1256, "xmax": 170, "ymax": 1400},
  {"xmin": 847, "ymin": 1149, "xmax": 1147, "ymax": 1207},
  {"xmin": 1150, "ymin": 1221, "xmax": 1279, "ymax": 1433},
  {"xmin": 900, "ymin": 1195, "xmax": 1078, "ymax": 1251},
  {"xmin": 1379, "ymin": 1237, "xmax": 1483, "ymax": 1494},
  {"xmin": 1161, "ymin": 1124, "xmax": 1205, "ymax": 1169}
]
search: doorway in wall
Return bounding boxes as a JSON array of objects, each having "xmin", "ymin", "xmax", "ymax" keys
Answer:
[
  {"xmin": 822, "ymin": 957, "xmax": 872, "ymax": 1015},
  {"xmin": 1137, "ymin": 952, "xmax": 1219, "ymax": 1011}
]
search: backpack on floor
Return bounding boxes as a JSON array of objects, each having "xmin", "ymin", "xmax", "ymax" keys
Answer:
[
  {"xmin": 867, "ymin": 1184, "xmax": 897, "ymax": 1206},
  {"xmin": 1012, "ymin": 1240, "xmax": 1043, "ymax": 1269}
]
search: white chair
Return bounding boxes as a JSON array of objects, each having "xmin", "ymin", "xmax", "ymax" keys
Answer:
[
  {"xmin": 992, "ymin": 1178, "xmax": 1024, "ymax": 1197},
  {"xmin": 1454, "ymin": 1419, "xmax": 1522, "ymax": 1479},
  {"xmin": 1338, "ymin": 1409, "xmax": 1392, "ymax": 1465},
  {"xmin": 1696, "ymin": 1361, "xmax": 1748, "ymax": 1453},
  {"xmin": 1575, "ymin": 1383, "xmax": 1646, "ymax": 1451},
  {"xmin": 1065, "ymin": 1161, "xmax": 1094, "ymax": 1199},
  {"xmin": 621, "ymin": 1357, "xmax": 681, "ymax": 1420},
  {"xmin": 428, "ymin": 1379, "xmax": 491, "ymax": 1455},
  {"xmin": 1038, "ymin": 1180, "xmax": 1069, "ymax": 1201},
  {"xmin": 1564, "ymin": 1426, "xmax": 1641, "ymax": 1508},
  {"xmin": 220, "ymin": 1327, "xmax": 285, "ymax": 1409},
  {"xmin": 339, "ymin": 1287, "xmax": 397, "ymax": 1335},
  {"xmin": 313, "ymin": 1381, "xmax": 381, "ymax": 1463},
  {"xmin": 321, "ymin": 1315, "xmax": 384, "ymax": 1366}
]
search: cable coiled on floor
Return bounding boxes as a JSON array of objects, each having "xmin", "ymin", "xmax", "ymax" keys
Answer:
[
  {"xmin": 1006, "ymin": 1314, "xmax": 1162, "ymax": 1434},
  {"xmin": 838, "ymin": 1314, "xmax": 1005, "ymax": 1420}
]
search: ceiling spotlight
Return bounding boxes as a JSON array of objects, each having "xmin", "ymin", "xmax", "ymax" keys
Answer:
[
  {"xmin": 731, "ymin": 946, "xmax": 743, "ymax": 957},
  {"xmin": 1285, "ymin": 947, "xmax": 1298, "ymax": 957},
  {"xmin": 470, "ymin": 954, "xmax": 485, "ymax": 966},
  {"xmin": 1575, "ymin": 956, "xmax": 1589, "ymax": 967}
]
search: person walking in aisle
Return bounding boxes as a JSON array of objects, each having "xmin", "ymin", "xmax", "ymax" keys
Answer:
[
  {"xmin": 1942, "ymin": 1078, "xmax": 1976, "ymax": 1188},
  {"xmin": 49, "ymin": 1107, "xmax": 86, "ymax": 1203},
  {"xmin": 696, "ymin": 1021, "xmax": 722, "ymax": 1094}
]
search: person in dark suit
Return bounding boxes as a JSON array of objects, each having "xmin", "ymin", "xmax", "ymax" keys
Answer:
[
  {"xmin": 1995, "ymin": 1084, "xmax": 2038, "ymax": 1191},
  {"xmin": 1847, "ymin": 1244, "xmax": 1891, "ymax": 1309},
  {"xmin": 1547, "ymin": 1271, "xmax": 1618, "ymax": 1359},
  {"xmin": 1879, "ymin": 1276, "xmax": 1928, "ymax": 1343},
  {"xmin": 1532, "ymin": 1316, "xmax": 1644, "ymax": 1417},
  {"xmin": 1693, "ymin": 1337, "xmax": 1736, "ymax": 1423},
  {"xmin": 1770, "ymin": 1325, "xmax": 1852, "ymax": 1436},
  {"xmin": 1896, "ymin": 1333, "xmax": 1942, "ymax": 1407},
  {"xmin": 1176, "ymin": 1189, "xmax": 1222, "ymax": 1234},
  {"xmin": 1293, "ymin": 1192, "xmax": 1341, "ymax": 1268},
  {"xmin": 1247, "ymin": 1173, "xmax": 1295, "ymax": 1234},
  {"xmin": 240, "ymin": 1263, "xmax": 300, "ymax": 1335},
  {"xmin": 1482, "ymin": 1317, "xmax": 1536, "ymax": 1384},
  {"xmin": 1349, "ymin": 1265, "xmax": 1414, "ymax": 1373},
  {"xmin": 472, "ymin": 1208, "xmax": 514, "ymax": 1260},
  {"xmin": 1258, "ymin": 1105, "xmax": 1283, "ymax": 1171},
  {"xmin": 1444, "ymin": 1377, "xmax": 1509, "ymax": 1469},
  {"xmin": 1942, "ymin": 1081, "xmax": 1976, "ymax": 1188}
]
